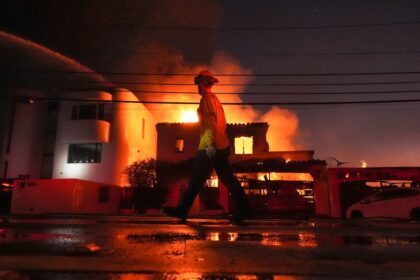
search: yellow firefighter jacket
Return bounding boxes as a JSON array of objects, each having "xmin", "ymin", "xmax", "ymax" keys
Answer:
[{"xmin": 197, "ymin": 91, "xmax": 230, "ymax": 151}]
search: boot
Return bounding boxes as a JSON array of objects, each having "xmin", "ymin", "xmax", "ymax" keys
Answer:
[{"xmin": 229, "ymin": 207, "xmax": 253, "ymax": 225}]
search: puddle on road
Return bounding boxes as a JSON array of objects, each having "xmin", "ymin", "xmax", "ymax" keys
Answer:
[
  {"xmin": 127, "ymin": 231, "xmax": 420, "ymax": 248},
  {"xmin": 1, "ymin": 227, "xmax": 419, "ymax": 253},
  {"xmin": 0, "ymin": 228, "xmax": 87, "ymax": 245},
  {"xmin": 0, "ymin": 228, "xmax": 97, "ymax": 255}
]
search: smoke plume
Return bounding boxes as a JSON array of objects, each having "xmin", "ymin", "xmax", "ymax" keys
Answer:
[
  {"xmin": 114, "ymin": 1, "xmax": 300, "ymax": 152},
  {"xmin": 120, "ymin": 44, "xmax": 300, "ymax": 151}
]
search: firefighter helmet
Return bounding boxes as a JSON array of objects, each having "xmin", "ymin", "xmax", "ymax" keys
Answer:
[{"xmin": 194, "ymin": 69, "xmax": 219, "ymax": 85}]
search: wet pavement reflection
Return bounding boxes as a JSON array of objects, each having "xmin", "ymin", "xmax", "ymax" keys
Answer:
[
  {"xmin": 6, "ymin": 271, "xmax": 318, "ymax": 280},
  {"xmin": 0, "ymin": 216, "xmax": 420, "ymax": 278},
  {"xmin": 126, "ymin": 232, "xmax": 319, "ymax": 247},
  {"xmin": 0, "ymin": 219, "xmax": 419, "ymax": 257},
  {"xmin": 126, "ymin": 230, "xmax": 420, "ymax": 247},
  {"xmin": 2, "ymin": 229, "xmax": 419, "ymax": 255}
]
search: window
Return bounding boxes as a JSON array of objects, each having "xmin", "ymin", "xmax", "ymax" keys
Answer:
[
  {"xmin": 175, "ymin": 139, "xmax": 184, "ymax": 153},
  {"xmin": 244, "ymin": 188, "xmax": 268, "ymax": 195},
  {"xmin": 98, "ymin": 186, "xmax": 110, "ymax": 203},
  {"xmin": 366, "ymin": 189, "xmax": 419, "ymax": 203},
  {"xmin": 234, "ymin": 136, "xmax": 253, "ymax": 154},
  {"xmin": 383, "ymin": 189, "xmax": 419, "ymax": 199},
  {"xmin": 71, "ymin": 104, "xmax": 105, "ymax": 120},
  {"xmin": 67, "ymin": 143, "xmax": 102, "ymax": 163}
]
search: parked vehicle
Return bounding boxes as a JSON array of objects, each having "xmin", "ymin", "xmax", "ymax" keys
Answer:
[{"xmin": 346, "ymin": 188, "xmax": 420, "ymax": 221}]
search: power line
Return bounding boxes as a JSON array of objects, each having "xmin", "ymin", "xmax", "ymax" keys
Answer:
[
  {"xmin": 4, "ymin": 84, "xmax": 420, "ymax": 95},
  {"xmin": 5, "ymin": 76, "xmax": 420, "ymax": 86},
  {"xmin": 4, "ymin": 69, "xmax": 420, "ymax": 77},
  {"xmin": 15, "ymin": 20, "xmax": 420, "ymax": 30},
  {"xmin": 3, "ymin": 95, "xmax": 420, "ymax": 106},
  {"xmin": 115, "ymin": 89, "xmax": 420, "ymax": 95},
  {"xmin": 3, "ymin": 47, "xmax": 420, "ymax": 56}
]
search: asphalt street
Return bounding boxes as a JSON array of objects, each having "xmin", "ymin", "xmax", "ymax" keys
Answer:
[{"xmin": 0, "ymin": 215, "xmax": 419, "ymax": 279}]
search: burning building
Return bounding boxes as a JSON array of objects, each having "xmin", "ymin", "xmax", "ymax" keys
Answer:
[
  {"xmin": 0, "ymin": 30, "xmax": 330, "ymax": 218},
  {"xmin": 156, "ymin": 122, "xmax": 326, "ymax": 216}
]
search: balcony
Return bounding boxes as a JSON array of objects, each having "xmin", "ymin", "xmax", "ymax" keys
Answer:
[{"xmin": 60, "ymin": 120, "xmax": 110, "ymax": 143}]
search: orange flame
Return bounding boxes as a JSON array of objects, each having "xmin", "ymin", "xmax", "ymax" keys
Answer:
[{"xmin": 180, "ymin": 110, "xmax": 198, "ymax": 123}]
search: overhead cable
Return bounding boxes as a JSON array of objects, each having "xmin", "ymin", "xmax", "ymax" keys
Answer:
[
  {"xmin": 4, "ymin": 68, "xmax": 420, "ymax": 77},
  {"xmin": 3, "ymin": 47, "xmax": 420, "ymax": 56},
  {"xmin": 4, "ymin": 84, "xmax": 420, "ymax": 95},
  {"xmin": 2, "ymin": 96, "xmax": 420, "ymax": 106},
  {"xmin": 16, "ymin": 20, "xmax": 420, "ymax": 30},
  {"xmin": 4, "ymin": 76, "xmax": 420, "ymax": 86}
]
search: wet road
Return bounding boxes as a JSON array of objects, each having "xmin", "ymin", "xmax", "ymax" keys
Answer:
[{"xmin": 0, "ymin": 215, "xmax": 419, "ymax": 279}]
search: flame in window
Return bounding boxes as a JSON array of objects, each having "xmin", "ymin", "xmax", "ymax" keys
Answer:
[{"xmin": 234, "ymin": 136, "xmax": 253, "ymax": 154}]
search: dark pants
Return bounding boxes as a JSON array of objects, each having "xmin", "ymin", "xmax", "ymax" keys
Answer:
[{"xmin": 176, "ymin": 147, "xmax": 251, "ymax": 217}]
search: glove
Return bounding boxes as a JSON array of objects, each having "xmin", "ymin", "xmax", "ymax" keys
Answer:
[{"xmin": 205, "ymin": 145, "xmax": 216, "ymax": 158}]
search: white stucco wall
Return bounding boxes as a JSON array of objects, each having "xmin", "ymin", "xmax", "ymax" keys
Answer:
[
  {"xmin": 1, "ymin": 89, "xmax": 47, "ymax": 179},
  {"xmin": 99, "ymin": 88, "xmax": 157, "ymax": 186},
  {"xmin": 52, "ymin": 89, "xmax": 157, "ymax": 186}
]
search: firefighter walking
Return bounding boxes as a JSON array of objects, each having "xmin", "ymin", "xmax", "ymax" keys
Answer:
[{"xmin": 163, "ymin": 70, "xmax": 252, "ymax": 225}]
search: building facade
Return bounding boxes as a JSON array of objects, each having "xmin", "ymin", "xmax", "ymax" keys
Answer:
[
  {"xmin": 1, "ymin": 88, "xmax": 156, "ymax": 187},
  {"xmin": 156, "ymin": 122, "xmax": 325, "ymax": 216}
]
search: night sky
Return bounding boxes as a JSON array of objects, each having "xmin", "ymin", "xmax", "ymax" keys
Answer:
[{"xmin": 1, "ymin": 0, "xmax": 420, "ymax": 167}]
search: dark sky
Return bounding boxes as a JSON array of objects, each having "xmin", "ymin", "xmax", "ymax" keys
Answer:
[{"xmin": 1, "ymin": 0, "xmax": 420, "ymax": 167}]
